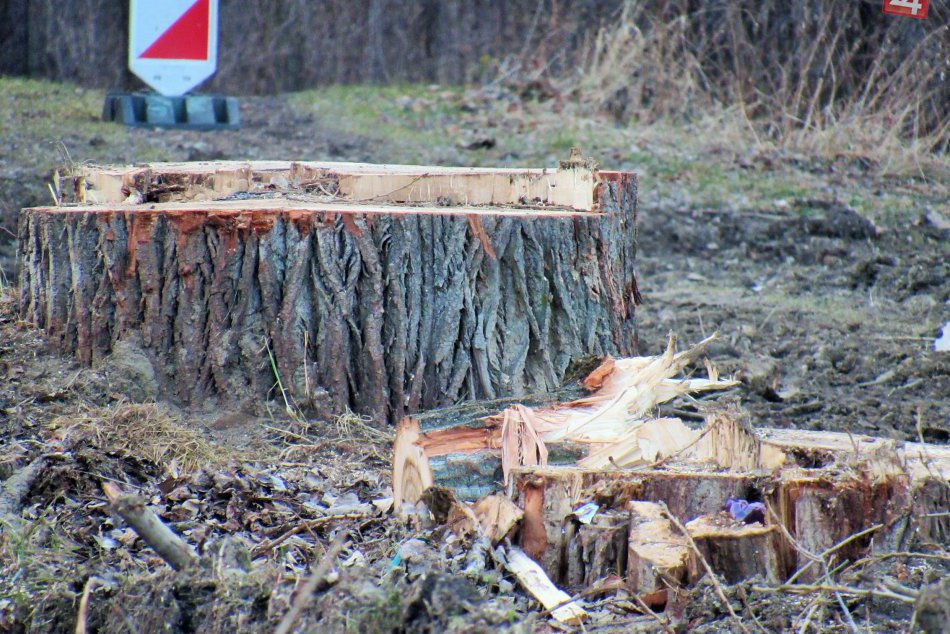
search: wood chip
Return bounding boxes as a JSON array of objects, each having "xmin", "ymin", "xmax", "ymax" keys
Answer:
[{"xmin": 504, "ymin": 547, "xmax": 588, "ymax": 625}]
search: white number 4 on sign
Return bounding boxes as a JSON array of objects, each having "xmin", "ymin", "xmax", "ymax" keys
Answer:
[{"xmin": 882, "ymin": 0, "xmax": 929, "ymax": 19}]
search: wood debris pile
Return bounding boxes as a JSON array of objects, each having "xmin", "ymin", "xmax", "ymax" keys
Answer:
[{"xmin": 391, "ymin": 335, "xmax": 950, "ymax": 625}]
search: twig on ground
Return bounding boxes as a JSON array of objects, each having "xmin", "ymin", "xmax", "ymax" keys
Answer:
[
  {"xmin": 658, "ymin": 406, "xmax": 706, "ymax": 421},
  {"xmin": 794, "ymin": 598, "xmax": 822, "ymax": 634},
  {"xmin": 0, "ymin": 457, "xmax": 48, "ymax": 522},
  {"xmin": 74, "ymin": 577, "xmax": 98, "ymax": 634},
  {"xmin": 751, "ymin": 583, "xmax": 916, "ymax": 604},
  {"xmin": 736, "ymin": 585, "xmax": 770, "ymax": 634},
  {"xmin": 840, "ymin": 550, "xmax": 950, "ymax": 575},
  {"xmin": 827, "ymin": 572, "xmax": 859, "ymax": 634},
  {"xmin": 251, "ymin": 512, "xmax": 371, "ymax": 558},
  {"xmin": 102, "ymin": 481, "xmax": 198, "ymax": 571},
  {"xmin": 537, "ymin": 578, "xmax": 630, "ymax": 621},
  {"xmin": 880, "ymin": 579, "xmax": 919, "ymax": 600},
  {"xmin": 627, "ymin": 591, "xmax": 676, "ymax": 634},
  {"xmin": 273, "ymin": 533, "xmax": 347, "ymax": 634}
]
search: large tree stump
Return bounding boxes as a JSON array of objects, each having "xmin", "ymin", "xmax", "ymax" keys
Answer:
[{"xmin": 20, "ymin": 160, "xmax": 638, "ymax": 422}]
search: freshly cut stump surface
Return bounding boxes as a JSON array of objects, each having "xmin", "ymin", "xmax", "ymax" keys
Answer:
[{"xmin": 20, "ymin": 161, "xmax": 638, "ymax": 421}]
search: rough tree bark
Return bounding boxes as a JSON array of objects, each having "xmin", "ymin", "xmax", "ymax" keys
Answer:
[{"xmin": 20, "ymin": 162, "xmax": 638, "ymax": 423}]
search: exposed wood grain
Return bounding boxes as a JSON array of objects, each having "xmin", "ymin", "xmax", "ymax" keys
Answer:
[
  {"xmin": 564, "ymin": 509, "xmax": 630, "ymax": 590},
  {"xmin": 505, "ymin": 546, "xmax": 588, "ymax": 625},
  {"xmin": 472, "ymin": 494, "xmax": 524, "ymax": 544},
  {"xmin": 62, "ymin": 161, "xmax": 599, "ymax": 210},
  {"xmin": 685, "ymin": 513, "xmax": 781, "ymax": 584},
  {"xmin": 627, "ymin": 501, "xmax": 690, "ymax": 598}
]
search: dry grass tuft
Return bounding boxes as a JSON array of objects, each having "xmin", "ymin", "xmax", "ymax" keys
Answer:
[
  {"xmin": 266, "ymin": 409, "xmax": 393, "ymax": 466},
  {"xmin": 51, "ymin": 402, "xmax": 227, "ymax": 473},
  {"xmin": 541, "ymin": 0, "xmax": 948, "ymax": 172},
  {"xmin": 333, "ymin": 408, "xmax": 394, "ymax": 446}
]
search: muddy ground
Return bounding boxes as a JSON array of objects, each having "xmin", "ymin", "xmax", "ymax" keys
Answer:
[{"xmin": 0, "ymin": 82, "xmax": 948, "ymax": 632}]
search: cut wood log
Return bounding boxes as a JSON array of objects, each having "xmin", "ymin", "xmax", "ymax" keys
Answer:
[
  {"xmin": 503, "ymin": 546, "xmax": 588, "ymax": 625},
  {"xmin": 21, "ymin": 161, "xmax": 638, "ymax": 422},
  {"xmin": 384, "ymin": 318, "xmax": 948, "ymax": 600},
  {"xmin": 392, "ymin": 389, "xmax": 589, "ymax": 506},
  {"xmin": 402, "ymin": 374, "xmax": 949, "ymax": 587},
  {"xmin": 685, "ymin": 513, "xmax": 781, "ymax": 584},
  {"xmin": 402, "ymin": 378, "xmax": 950, "ymax": 589}
]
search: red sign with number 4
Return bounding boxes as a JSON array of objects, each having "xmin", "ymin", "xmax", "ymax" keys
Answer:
[{"xmin": 883, "ymin": 0, "xmax": 928, "ymax": 18}]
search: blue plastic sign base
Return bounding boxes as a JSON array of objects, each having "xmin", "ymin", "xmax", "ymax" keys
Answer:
[{"xmin": 102, "ymin": 92, "xmax": 240, "ymax": 130}]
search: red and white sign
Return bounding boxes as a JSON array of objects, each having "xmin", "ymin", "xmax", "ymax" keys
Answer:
[
  {"xmin": 882, "ymin": 0, "xmax": 929, "ymax": 19},
  {"xmin": 129, "ymin": 0, "xmax": 219, "ymax": 96}
]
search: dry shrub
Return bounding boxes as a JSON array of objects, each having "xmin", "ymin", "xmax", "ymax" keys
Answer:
[
  {"xmin": 268, "ymin": 409, "xmax": 392, "ymax": 465},
  {"xmin": 562, "ymin": 0, "xmax": 948, "ymax": 162},
  {"xmin": 574, "ymin": 3, "xmax": 713, "ymax": 123},
  {"xmin": 51, "ymin": 402, "xmax": 225, "ymax": 473},
  {"xmin": 12, "ymin": 0, "xmax": 945, "ymax": 163}
]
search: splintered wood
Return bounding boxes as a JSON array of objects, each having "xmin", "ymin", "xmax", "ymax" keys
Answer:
[
  {"xmin": 392, "ymin": 334, "xmax": 737, "ymax": 504},
  {"xmin": 391, "ymin": 335, "xmax": 950, "ymax": 613}
]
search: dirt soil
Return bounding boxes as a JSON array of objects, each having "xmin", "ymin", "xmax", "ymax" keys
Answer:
[{"xmin": 0, "ymin": 81, "xmax": 948, "ymax": 633}]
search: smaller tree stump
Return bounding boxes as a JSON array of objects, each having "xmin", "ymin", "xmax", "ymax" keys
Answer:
[
  {"xmin": 506, "ymin": 431, "xmax": 949, "ymax": 586},
  {"xmin": 627, "ymin": 501, "xmax": 690, "ymax": 602},
  {"xmin": 685, "ymin": 513, "xmax": 781, "ymax": 584},
  {"xmin": 564, "ymin": 509, "xmax": 630, "ymax": 590}
]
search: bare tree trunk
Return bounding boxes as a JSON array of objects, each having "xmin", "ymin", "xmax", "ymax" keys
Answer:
[
  {"xmin": 366, "ymin": 0, "xmax": 389, "ymax": 83},
  {"xmin": 0, "ymin": 0, "xmax": 29, "ymax": 76}
]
